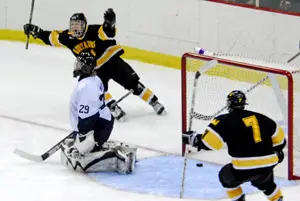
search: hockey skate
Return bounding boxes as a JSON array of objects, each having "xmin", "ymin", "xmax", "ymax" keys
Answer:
[
  {"xmin": 150, "ymin": 100, "xmax": 165, "ymax": 115},
  {"xmin": 109, "ymin": 104, "xmax": 126, "ymax": 121}
]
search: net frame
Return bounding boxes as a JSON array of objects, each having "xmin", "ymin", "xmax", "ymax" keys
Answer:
[{"xmin": 181, "ymin": 52, "xmax": 300, "ymax": 180}]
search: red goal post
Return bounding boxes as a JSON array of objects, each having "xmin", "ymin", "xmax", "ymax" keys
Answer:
[{"xmin": 181, "ymin": 52, "xmax": 300, "ymax": 180}]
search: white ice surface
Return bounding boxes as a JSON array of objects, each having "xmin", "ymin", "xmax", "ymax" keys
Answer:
[{"xmin": 0, "ymin": 41, "xmax": 299, "ymax": 200}]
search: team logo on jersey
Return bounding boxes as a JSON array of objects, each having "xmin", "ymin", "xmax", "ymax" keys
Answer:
[{"xmin": 73, "ymin": 41, "xmax": 96, "ymax": 55}]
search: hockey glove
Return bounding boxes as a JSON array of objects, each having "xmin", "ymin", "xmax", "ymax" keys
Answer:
[
  {"xmin": 273, "ymin": 139, "xmax": 286, "ymax": 152},
  {"xmin": 273, "ymin": 139, "xmax": 286, "ymax": 164},
  {"xmin": 104, "ymin": 8, "xmax": 116, "ymax": 28},
  {"xmin": 274, "ymin": 149, "xmax": 284, "ymax": 163},
  {"xmin": 23, "ymin": 24, "xmax": 43, "ymax": 39},
  {"xmin": 182, "ymin": 131, "xmax": 202, "ymax": 151}
]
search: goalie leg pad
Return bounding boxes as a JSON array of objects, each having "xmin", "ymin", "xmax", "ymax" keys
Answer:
[
  {"xmin": 60, "ymin": 141, "xmax": 137, "ymax": 174},
  {"xmin": 60, "ymin": 144, "xmax": 116, "ymax": 172},
  {"xmin": 114, "ymin": 143, "xmax": 137, "ymax": 174}
]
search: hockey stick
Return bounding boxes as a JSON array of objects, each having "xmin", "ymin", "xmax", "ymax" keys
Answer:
[
  {"xmin": 192, "ymin": 46, "xmax": 300, "ymax": 121},
  {"xmin": 13, "ymin": 132, "xmax": 74, "ymax": 162},
  {"xmin": 110, "ymin": 89, "xmax": 134, "ymax": 108},
  {"xmin": 13, "ymin": 90, "xmax": 133, "ymax": 162},
  {"xmin": 179, "ymin": 59, "xmax": 218, "ymax": 198},
  {"xmin": 25, "ymin": 0, "xmax": 35, "ymax": 49},
  {"xmin": 287, "ymin": 41, "xmax": 300, "ymax": 62}
]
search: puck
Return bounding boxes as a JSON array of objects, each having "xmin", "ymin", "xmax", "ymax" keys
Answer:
[{"xmin": 196, "ymin": 163, "xmax": 203, "ymax": 167}]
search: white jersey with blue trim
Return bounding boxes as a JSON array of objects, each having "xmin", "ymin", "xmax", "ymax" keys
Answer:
[{"xmin": 70, "ymin": 75, "xmax": 112, "ymax": 132}]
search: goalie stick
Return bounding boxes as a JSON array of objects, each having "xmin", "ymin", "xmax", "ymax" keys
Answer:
[
  {"xmin": 14, "ymin": 132, "xmax": 74, "ymax": 162},
  {"xmin": 25, "ymin": 0, "xmax": 35, "ymax": 50},
  {"xmin": 13, "ymin": 90, "xmax": 133, "ymax": 162},
  {"xmin": 180, "ymin": 59, "xmax": 218, "ymax": 198},
  {"xmin": 192, "ymin": 46, "xmax": 300, "ymax": 121}
]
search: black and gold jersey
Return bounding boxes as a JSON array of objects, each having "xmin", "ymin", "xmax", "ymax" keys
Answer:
[
  {"xmin": 38, "ymin": 24, "xmax": 124, "ymax": 69},
  {"xmin": 201, "ymin": 109, "xmax": 285, "ymax": 170}
]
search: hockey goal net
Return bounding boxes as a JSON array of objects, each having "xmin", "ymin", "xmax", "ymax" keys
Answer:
[{"xmin": 181, "ymin": 52, "xmax": 300, "ymax": 180}]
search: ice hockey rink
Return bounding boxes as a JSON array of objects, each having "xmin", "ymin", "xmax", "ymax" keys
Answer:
[{"xmin": 1, "ymin": 40, "xmax": 300, "ymax": 201}]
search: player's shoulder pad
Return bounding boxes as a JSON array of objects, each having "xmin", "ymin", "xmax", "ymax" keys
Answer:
[
  {"xmin": 244, "ymin": 110, "xmax": 277, "ymax": 129},
  {"xmin": 61, "ymin": 29, "xmax": 69, "ymax": 33},
  {"xmin": 208, "ymin": 114, "xmax": 227, "ymax": 127},
  {"xmin": 52, "ymin": 29, "xmax": 68, "ymax": 34},
  {"xmin": 213, "ymin": 114, "xmax": 228, "ymax": 122},
  {"xmin": 245, "ymin": 110, "xmax": 275, "ymax": 122},
  {"xmin": 58, "ymin": 29, "xmax": 71, "ymax": 37},
  {"xmin": 214, "ymin": 113, "xmax": 227, "ymax": 120}
]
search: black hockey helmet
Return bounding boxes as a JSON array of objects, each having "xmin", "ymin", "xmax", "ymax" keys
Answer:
[
  {"xmin": 226, "ymin": 90, "xmax": 248, "ymax": 112},
  {"xmin": 73, "ymin": 52, "xmax": 96, "ymax": 77},
  {"xmin": 69, "ymin": 13, "xmax": 87, "ymax": 38}
]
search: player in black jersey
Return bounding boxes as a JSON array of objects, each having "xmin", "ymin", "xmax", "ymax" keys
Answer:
[
  {"xmin": 183, "ymin": 90, "xmax": 285, "ymax": 201},
  {"xmin": 23, "ymin": 9, "xmax": 165, "ymax": 121}
]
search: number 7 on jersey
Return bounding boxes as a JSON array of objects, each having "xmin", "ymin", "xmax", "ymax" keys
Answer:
[{"xmin": 242, "ymin": 115, "xmax": 262, "ymax": 143}]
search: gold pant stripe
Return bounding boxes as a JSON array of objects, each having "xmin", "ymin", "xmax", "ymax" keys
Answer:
[
  {"xmin": 140, "ymin": 88, "xmax": 153, "ymax": 102},
  {"xmin": 49, "ymin": 30, "xmax": 63, "ymax": 47},
  {"xmin": 268, "ymin": 187, "xmax": 282, "ymax": 201},
  {"xmin": 105, "ymin": 92, "xmax": 113, "ymax": 100},
  {"xmin": 95, "ymin": 45, "xmax": 123, "ymax": 69},
  {"xmin": 104, "ymin": 92, "xmax": 114, "ymax": 104},
  {"xmin": 272, "ymin": 126, "xmax": 285, "ymax": 147},
  {"xmin": 226, "ymin": 186, "xmax": 243, "ymax": 200},
  {"xmin": 232, "ymin": 155, "xmax": 279, "ymax": 170},
  {"xmin": 202, "ymin": 128, "xmax": 224, "ymax": 151}
]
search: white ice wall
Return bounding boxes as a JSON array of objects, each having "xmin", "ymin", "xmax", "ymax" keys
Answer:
[{"xmin": 1, "ymin": 0, "xmax": 300, "ymax": 61}]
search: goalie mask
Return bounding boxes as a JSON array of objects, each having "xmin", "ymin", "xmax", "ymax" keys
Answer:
[
  {"xmin": 73, "ymin": 52, "xmax": 96, "ymax": 77},
  {"xmin": 69, "ymin": 13, "xmax": 87, "ymax": 38},
  {"xmin": 226, "ymin": 90, "xmax": 248, "ymax": 112}
]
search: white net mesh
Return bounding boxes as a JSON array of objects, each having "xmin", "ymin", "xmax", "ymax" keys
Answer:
[{"xmin": 182, "ymin": 53, "xmax": 300, "ymax": 179}]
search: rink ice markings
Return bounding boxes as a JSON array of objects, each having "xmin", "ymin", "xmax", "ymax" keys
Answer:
[{"xmin": 88, "ymin": 155, "xmax": 299, "ymax": 200}]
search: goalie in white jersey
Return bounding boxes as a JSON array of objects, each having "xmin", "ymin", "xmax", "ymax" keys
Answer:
[{"xmin": 60, "ymin": 52, "xmax": 136, "ymax": 174}]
